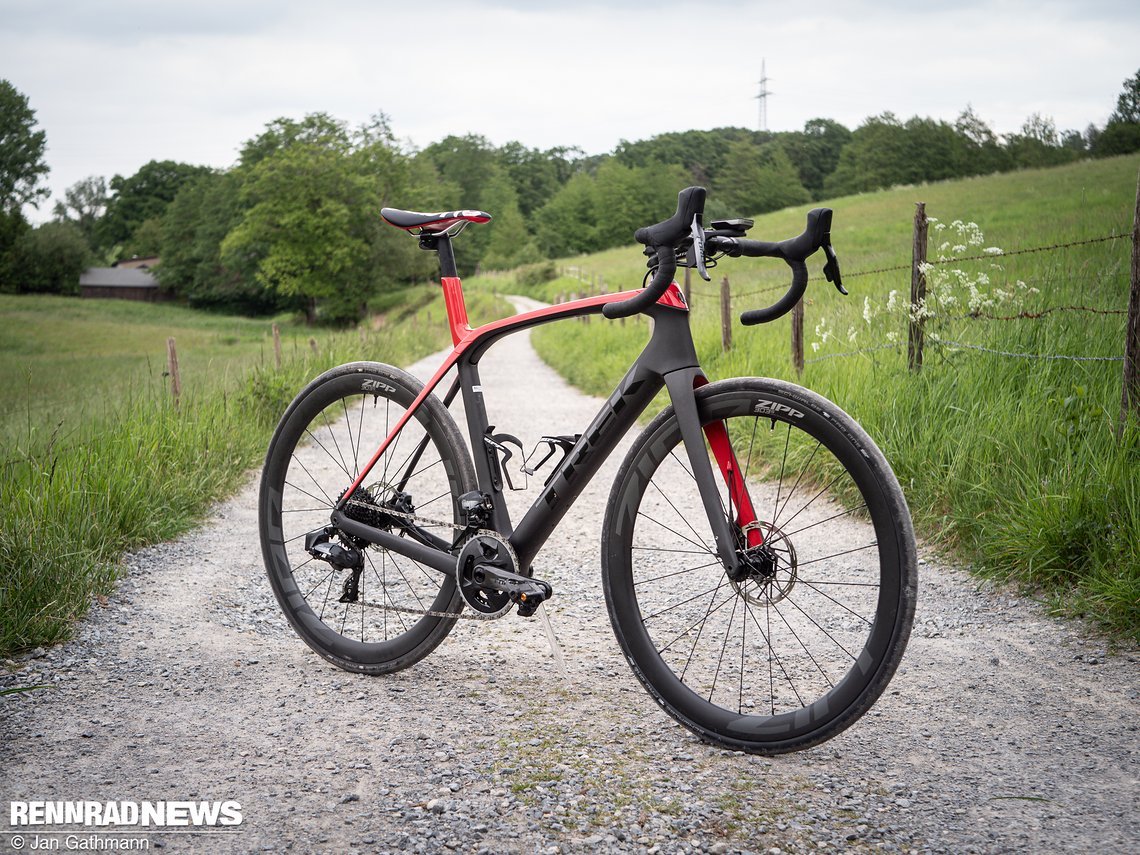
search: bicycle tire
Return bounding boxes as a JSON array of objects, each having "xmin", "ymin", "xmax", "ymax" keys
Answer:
[
  {"xmin": 602, "ymin": 377, "xmax": 916, "ymax": 754},
  {"xmin": 259, "ymin": 361, "xmax": 475, "ymax": 674}
]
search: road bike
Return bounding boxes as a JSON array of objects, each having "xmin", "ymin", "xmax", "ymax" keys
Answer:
[{"xmin": 258, "ymin": 187, "xmax": 917, "ymax": 754}]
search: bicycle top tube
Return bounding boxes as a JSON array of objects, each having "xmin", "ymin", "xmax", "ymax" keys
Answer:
[{"xmin": 334, "ymin": 283, "xmax": 688, "ymax": 512}]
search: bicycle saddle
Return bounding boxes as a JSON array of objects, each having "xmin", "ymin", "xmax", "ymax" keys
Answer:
[{"xmin": 381, "ymin": 207, "xmax": 492, "ymax": 233}]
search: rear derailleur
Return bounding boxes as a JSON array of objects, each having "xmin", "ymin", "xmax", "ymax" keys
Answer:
[{"xmin": 304, "ymin": 526, "xmax": 365, "ymax": 603}]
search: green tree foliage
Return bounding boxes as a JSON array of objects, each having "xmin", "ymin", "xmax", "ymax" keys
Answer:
[
  {"xmin": 533, "ymin": 160, "xmax": 690, "ymax": 258},
  {"xmin": 158, "ymin": 170, "xmax": 267, "ymax": 311},
  {"xmin": 52, "ymin": 176, "xmax": 107, "ymax": 247},
  {"xmin": 953, "ymin": 106, "xmax": 1012, "ymax": 175},
  {"xmin": 0, "ymin": 80, "xmax": 49, "ymax": 214},
  {"xmin": 98, "ymin": 160, "xmax": 212, "ymax": 255},
  {"xmin": 614, "ymin": 128, "xmax": 759, "ymax": 187},
  {"xmin": 222, "ymin": 116, "xmax": 379, "ymax": 323},
  {"xmin": 0, "ymin": 210, "xmax": 30, "ymax": 292},
  {"xmin": 219, "ymin": 112, "xmax": 437, "ymax": 323},
  {"xmin": 1109, "ymin": 68, "xmax": 1140, "ymax": 125},
  {"xmin": 419, "ymin": 134, "xmax": 499, "ymax": 209},
  {"xmin": 1094, "ymin": 68, "xmax": 1140, "ymax": 157},
  {"xmin": 478, "ymin": 172, "xmax": 540, "ymax": 271},
  {"xmin": 12, "ymin": 222, "xmax": 90, "ymax": 294},
  {"xmin": 779, "ymin": 119, "xmax": 852, "ymax": 199},
  {"xmin": 715, "ymin": 140, "xmax": 811, "ymax": 217},
  {"xmin": 533, "ymin": 172, "xmax": 602, "ymax": 257},
  {"xmin": 498, "ymin": 142, "xmax": 581, "ymax": 216},
  {"xmin": 1004, "ymin": 113, "xmax": 1079, "ymax": 169}
]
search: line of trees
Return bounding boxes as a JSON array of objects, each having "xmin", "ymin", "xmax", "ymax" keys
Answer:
[{"xmin": 3, "ymin": 71, "xmax": 1139, "ymax": 322}]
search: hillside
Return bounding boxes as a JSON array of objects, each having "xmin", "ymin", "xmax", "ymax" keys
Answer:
[{"xmin": 488, "ymin": 154, "xmax": 1140, "ymax": 638}]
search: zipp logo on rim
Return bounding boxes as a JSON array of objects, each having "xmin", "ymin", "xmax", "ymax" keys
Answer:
[
  {"xmin": 361, "ymin": 379, "xmax": 396, "ymax": 394},
  {"xmin": 753, "ymin": 399, "xmax": 804, "ymax": 419}
]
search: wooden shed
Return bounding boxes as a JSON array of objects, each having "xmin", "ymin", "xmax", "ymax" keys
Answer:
[{"xmin": 79, "ymin": 266, "xmax": 164, "ymax": 302}]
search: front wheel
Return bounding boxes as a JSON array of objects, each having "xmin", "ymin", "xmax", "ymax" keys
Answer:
[{"xmin": 602, "ymin": 378, "xmax": 916, "ymax": 754}]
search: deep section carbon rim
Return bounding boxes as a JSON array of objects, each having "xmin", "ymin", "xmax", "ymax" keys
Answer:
[
  {"xmin": 260, "ymin": 364, "xmax": 473, "ymax": 672},
  {"xmin": 604, "ymin": 380, "xmax": 914, "ymax": 752}
]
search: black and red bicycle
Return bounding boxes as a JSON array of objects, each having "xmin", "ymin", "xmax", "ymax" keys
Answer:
[{"xmin": 258, "ymin": 187, "xmax": 917, "ymax": 754}]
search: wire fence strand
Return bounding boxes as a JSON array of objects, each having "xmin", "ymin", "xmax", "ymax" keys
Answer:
[{"xmin": 930, "ymin": 340, "xmax": 1125, "ymax": 362}]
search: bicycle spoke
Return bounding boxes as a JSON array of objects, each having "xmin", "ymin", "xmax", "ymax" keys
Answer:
[
  {"xmin": 635, "ymin": 511, "xmax": 716, "ymax": 556},
  {"xmin": 634, "ymin": 559, "xmax": 722, "ymax": 587},
  {"xmin": 646, "ymin": 478, "xmax": 715, "ymax": 553}
]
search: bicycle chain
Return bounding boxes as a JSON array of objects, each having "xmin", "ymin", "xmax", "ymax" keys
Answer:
[{"xmin": 341, "ymin": 497, "xmax": 513, "ymax": 621}]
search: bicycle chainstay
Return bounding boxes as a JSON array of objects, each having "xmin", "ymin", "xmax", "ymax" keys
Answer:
[{"xmin": 340, "ymin": 496, "xmax": 517, "ymax": 621}]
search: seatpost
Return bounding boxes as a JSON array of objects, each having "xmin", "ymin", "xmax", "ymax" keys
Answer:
[
  {"xmin": 419, "ymin": 232, "xmax": 469, "ymax": 345},
  {"xmin": 418, "ymin": 230, "xmax": 459, "ymax": 276}
]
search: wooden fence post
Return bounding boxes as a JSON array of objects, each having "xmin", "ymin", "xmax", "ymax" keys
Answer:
[
  {"xmin": 720, "ymin": 275, "xmax": 732, "ymax": 353},
  {"xmin": 908, "ymin": 202, "xmax": 929, "ymax": 372},
  {"xmin": 791, "ymin": 299, "xmax": 805, "ymax": 376},
  {"xmin": 166, "ymin": 337, "xmax": 181, "ymax": 407},
  {"xmin": 272, "ymin": 324, "xmax": 282, "ymax": 369},
  {"xmin": 1120, "ymin": 171, "xmax": 1140, "ymax": 437},
  {"xmin": 309, "ymin": 337, "xmax": 319, "ymax": 356}
]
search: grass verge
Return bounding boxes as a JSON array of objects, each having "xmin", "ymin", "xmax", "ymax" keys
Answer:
[{"xmin": 0, "ymin": 288, "xmax": 509, "ymax": 657}]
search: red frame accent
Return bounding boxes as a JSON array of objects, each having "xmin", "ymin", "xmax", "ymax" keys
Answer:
[
  {"xmin": 338, "ymin": 279, "xmax": 680, "ymax": 505},
  {"xmin": 697, "ymin": 378, "xmax": 763, "ymax": 548}
]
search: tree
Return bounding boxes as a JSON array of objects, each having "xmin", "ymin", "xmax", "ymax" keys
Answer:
[
  {"xmin": 953, "ymin": 106, "xmax": 1011, "ymax": 175},
  {"xmin": 778, "ymin": 118, "xmax": 852, "ymax": 199},
  {"xmin": 12, "ymin": 222, "xmax": 90, "ymax": 294},
  {"xmin": 419, "ymin": 134, "xmax": 499, "ymax": 209},
  {"xmin": 533, "ymin": 172, "xmax": 602, "ymax": 257},
  {"xmin": 715, "ymin": 141, "xmax": 810, "ymax": 216},
  {"xmin": 824, "ymin": 113, "xmax": 913, "ymax": 196},
  {"xmin": 1094, "ymin": 68, "xmax": 1140, "ymax": 157},
  {"xmin": 478, "ymin": 172, "xmax": 540, "ymax": 271},
  {"xmin": 0, "ymin": 80, "xmax": 49, "ymax": 214},
  {"xmin": 52, "ymin": 176, "xmax": 107, "ymax": 246},
  {"xmin": 592, "ymin": 159, "xmax": 691, "ymax": 250},
  {"xmin": 158, "ymin": 170, "xmax": 264, "ymax": 311},
  {"xmin": 222, "ymin": 112, "xmax": 429, "ymax": 323},
  {"xmin": 98, "ymin": 160, "xmax": 212, "ymax": 254},
  {"xmin": 1109, "ymin": 68, "xmax": 1140, "ymax": 125},
  {"xmin": 498, "ymin": 141, "xmax": 581, "ymax": 216},
  {"xmin": 1005, "ymin": 113, "xmax": 1077, "ymax": 168}
]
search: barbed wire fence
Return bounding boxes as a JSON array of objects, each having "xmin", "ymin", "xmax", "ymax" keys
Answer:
[{"xmin": 557, "ymin": 174, "xmax": 1140, "ymax": 433}]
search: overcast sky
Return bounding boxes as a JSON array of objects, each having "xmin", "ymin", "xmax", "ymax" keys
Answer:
[{"xmin": 4, "ymin": 0, "xmax": 1139, "ymax": 219}]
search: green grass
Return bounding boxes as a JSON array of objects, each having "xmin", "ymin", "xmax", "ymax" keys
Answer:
[
  {"xmin": 0, "ymin": 287, "xmax": 510, "ymax": 657},
  {"xmin": 496, "ymin": 154, "xmax": 1140, "ymax": 641}
]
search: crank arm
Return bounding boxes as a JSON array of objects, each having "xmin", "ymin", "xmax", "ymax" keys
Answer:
[{"xmin": 469, "ymin": 564, "xmax": 552, "ymax": 602}]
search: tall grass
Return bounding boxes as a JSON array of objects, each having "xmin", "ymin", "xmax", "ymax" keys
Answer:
[
  {"xmin": 0, "ymin": 288, "xmax": 509, "ymax": 656},
  {"xmin": 510, "ymin": 155, "xmax": 1140, "ymax": 640}
]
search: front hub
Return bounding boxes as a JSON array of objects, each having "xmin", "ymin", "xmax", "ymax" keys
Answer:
[{"xmin": 731, "ymin": 520, "xmax": 798, "ymax": 604}]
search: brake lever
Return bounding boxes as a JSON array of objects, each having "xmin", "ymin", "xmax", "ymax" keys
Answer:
[
  {"xmin": 822, "ymin": 243, "xmax": 846, "ymax": 295},
  {"xmin": 689, "ymin": 215, "xmax": 710, "ymax": 281}
]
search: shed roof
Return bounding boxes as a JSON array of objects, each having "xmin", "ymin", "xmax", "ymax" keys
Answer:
[{"xmin": 79, "ymin": 267, "xmax": 159, "ymax": 288}]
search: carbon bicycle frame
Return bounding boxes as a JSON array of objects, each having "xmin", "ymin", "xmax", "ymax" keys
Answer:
[{"xmin": 331, "ymin": 232, "xmax": 760, "ymax": 579}]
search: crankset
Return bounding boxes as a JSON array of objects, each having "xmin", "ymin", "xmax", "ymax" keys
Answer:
[{"xmin": 456, "ymin": 532, "xmax": 553, "ymax": 619}]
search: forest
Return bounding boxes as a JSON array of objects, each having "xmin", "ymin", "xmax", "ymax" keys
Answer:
[{"xmin": 3, "ymin": 71, "xmax": 1140, "ymax": 323}]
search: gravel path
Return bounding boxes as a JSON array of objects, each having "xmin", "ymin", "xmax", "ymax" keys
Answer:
[{"xmin": 2, "ymin": 296, "xmax": 1137, "ymax": 854}]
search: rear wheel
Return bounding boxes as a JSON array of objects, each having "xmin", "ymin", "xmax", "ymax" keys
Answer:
[
  {"xmin": 259, "ymin": 362, "xmax": 475, "ymax": 674},
  {"xmin": 602, "ymin": 378, "xmax": 916, "ymax": 753}
]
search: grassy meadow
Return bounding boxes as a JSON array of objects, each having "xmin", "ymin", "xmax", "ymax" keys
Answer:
[
  {"xmin": 472, "ymin": 154, "xmax": 1140, "ymax": 640},
  {"xmin": 0, "ymin": 286, "xmax": 508, "ymax": 656}
]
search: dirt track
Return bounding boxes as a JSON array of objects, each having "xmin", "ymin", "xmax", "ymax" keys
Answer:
[{"xmin": 2, "ymin": 297, "xmax": 1137, "ymax": 854}]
